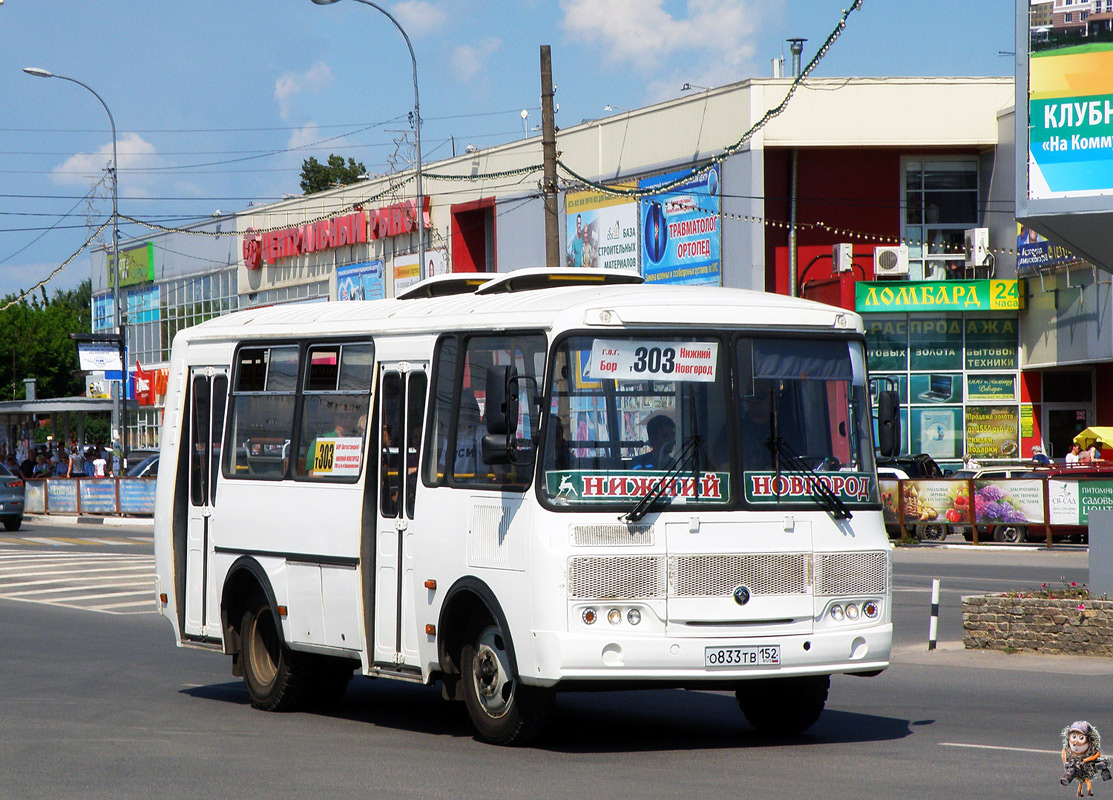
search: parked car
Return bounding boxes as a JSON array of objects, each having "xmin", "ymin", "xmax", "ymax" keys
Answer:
[
  {"xmin": 876, "ymin": 453, "xmax": 943, "ymax": 479},
  {"xmin": 0, "ymin": 462, "xmax": 25, "ymax": 531},
  {"xmin": 125, "ymin": 454, "xmax": 159, "ymax": 479},
  {"xmin": 946, "ymin": 464, "xmax": 1036, "ymax": 543}
]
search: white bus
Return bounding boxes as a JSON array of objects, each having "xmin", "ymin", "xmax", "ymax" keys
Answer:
[{"xmin": 153, "ymin": 268, "xmax": 894, "ymax": 745}]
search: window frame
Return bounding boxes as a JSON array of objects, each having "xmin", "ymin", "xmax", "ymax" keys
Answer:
[
  {"xmin": 222, "ymin": 337, "xmax": 375, "ymax": 483},
  {"xmin": 423, "ymin": 329, "xmax": 548, "ymax": 493}
]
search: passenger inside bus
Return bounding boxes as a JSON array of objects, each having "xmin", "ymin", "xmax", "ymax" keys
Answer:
[
  {"xmin": 451, "ymin": 390, "xmax": 485, "ymax": 480},
  {"xmin": 630, "ymin": 414, "xmax": 676, "ymax": 470}
]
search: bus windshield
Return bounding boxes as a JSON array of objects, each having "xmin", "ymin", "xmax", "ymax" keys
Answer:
[{"xmin": 540, "ymin": 334, "xmax": 878, "ymax": 511}]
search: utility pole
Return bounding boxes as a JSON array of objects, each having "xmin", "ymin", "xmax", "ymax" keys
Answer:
[{"xmin": 540, "ymin": 45, "xmax": 559, "ymax": 268}]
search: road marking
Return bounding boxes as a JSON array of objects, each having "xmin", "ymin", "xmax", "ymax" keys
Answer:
[
  {"xmin": 0, "ymin": 536, "xmax": 151, "ymax": 547},
  {"xmin": 0, "ymin": 551, "xmax": 155, "ymax": 615},
  {"xmin": 940, "ymin": 742, "xmax": 1058, "ymax": 755}
]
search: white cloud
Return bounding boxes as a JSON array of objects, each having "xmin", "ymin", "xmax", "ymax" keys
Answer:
[
  {"xmin": 50, "ymin": 132, "xmax": 162, "ymax": 197},
  {"xmin": 452, "ymin": 38, "xmax": 502, "ymax": 82},
  {"xmin": 392, "ymin": 1, "xmax": 448, "ymax": 37},
  {"xmin": 275, "ymin": 61, "xmax": 334, "ymax": 121},
  {"xmin": 561, "ymin": 0, "xmax": 767, "ymax": 73}
]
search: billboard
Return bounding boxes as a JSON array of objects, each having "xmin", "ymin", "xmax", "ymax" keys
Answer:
[
  {"xmin": 638, "ymin": 168, "xmax": 721, "ymax": 286},
  {"xmin": 1027, "ymin": 40, "xmax": 1113, "ymax": 199},
  {"xmin": 565, "ymin": 186, "xmax": 639, "ymax": 271},
  {"xmin": 336, "ymin": 260, "xmax": 384, "ymax": 302}
]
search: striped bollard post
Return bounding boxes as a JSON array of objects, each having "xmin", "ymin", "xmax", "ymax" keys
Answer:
[{"xmin": 928, "ymin": 578, "xmax": 940, "ymax": 651}]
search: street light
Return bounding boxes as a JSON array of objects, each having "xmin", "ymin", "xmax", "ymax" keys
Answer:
[
  {"xmin": 24, "ymin": 66, "xmax": 128, "ymax": 466},
  {"xmin": 311, "ymin": 0, "xmax": 426, "ymax": 281}
]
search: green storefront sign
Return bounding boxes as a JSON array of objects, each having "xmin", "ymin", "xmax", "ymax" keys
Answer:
[
  {"xmin": 966, "ymin": 375, "xmax": 1017, "ymax": 401},
  {"xmin": 855, "ymin": 280, "xmax": 1022, "ymax": 313},
  {"xmin": 107, "ymin": 242, "xmax": 155, "ymax": 288}
]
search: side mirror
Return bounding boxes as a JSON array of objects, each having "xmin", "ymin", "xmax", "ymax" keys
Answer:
[
  {"xmin": 484, "ymin": 366, "xmax": 519, "ymax": 436},
  {"xmin": 877, "ymin": 389, "xmax": 901, "ymax": 458}
]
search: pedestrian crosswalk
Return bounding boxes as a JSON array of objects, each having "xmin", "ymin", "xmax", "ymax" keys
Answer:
[
  {"xmin": 0, "ymin": 535, "xmax": 152, "ymax": 547},
  {"xmin": 0, "ymin": 551, "xmax": 155, "ymax": 615}
]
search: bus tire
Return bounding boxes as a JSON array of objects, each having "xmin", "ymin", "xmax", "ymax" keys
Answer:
[
  {"xmin": 240, "ymin": 594, "xmax": 309, "ymax": 712},
  {"xmin": 736, "ymin": 674, "xmax": 829, "ymax": 735},
  {"xmin": 461, "ymin": 618, "xmax": 552, "ymax": 746}
]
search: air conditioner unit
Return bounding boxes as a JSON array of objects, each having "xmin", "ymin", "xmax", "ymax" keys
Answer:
[
  {"xmin": 964, "ymin": 227, "xmax": 989, "ymax": 268},
  {"xmin": 832, "ymin": 242, "xmax": 854, "ymax": 273},
  {"xmin": 874, "ymin": 245, "xmax": 909, "ymax": 277}
]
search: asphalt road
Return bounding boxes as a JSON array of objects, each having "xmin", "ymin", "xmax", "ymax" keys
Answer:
[{"xmin": 0, "ymin": 525, "xmax": 1106, "ymax": 799}]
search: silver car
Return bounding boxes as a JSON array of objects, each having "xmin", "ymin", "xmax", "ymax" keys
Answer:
[{"xmin": 0, "ymin": 462, "xmax": 25, "ymax": 531}]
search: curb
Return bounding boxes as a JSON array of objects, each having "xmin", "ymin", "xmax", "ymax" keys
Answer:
[
  {"xmin": 891, "ymin": 641, "xmax": 1113, "ymax": 674},
  {"xmin": 24, "ymin": 514, "xmax": 153, "ymax": 528}
]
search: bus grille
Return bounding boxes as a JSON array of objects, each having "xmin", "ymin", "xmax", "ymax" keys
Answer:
[
  {"xmin": 669, "ymin": 553, "xmax": 809, "ymax": 597},
  {"xmin": 814, "ymin": 551, "xmax": 888, "ymax": 596},
  {"xmin": 571, "ymin": 523, "xmax": 654, "ymax": 547},
  {"xmin": 568, "ymin": 556, "xmax": 667, "ymax": 599}
]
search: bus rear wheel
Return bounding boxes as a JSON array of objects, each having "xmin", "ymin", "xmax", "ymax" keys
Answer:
[
  {"xmin": 736, "ymin": 674, "xmax": 829, "ymax": 734},
  {"xmin": 461, "ymin": 619, "xmax": 553, "ymax": 746},
  {"xmin": 241, "ymin": 595, "xmax": 309, "ymax": 711}
]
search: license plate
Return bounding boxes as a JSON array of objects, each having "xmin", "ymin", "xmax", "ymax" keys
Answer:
[{"xmin": 704, "ymin": 645, "xmax": 780, "ymax": 668}]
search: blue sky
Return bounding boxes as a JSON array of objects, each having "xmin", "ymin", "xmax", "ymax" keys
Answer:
[{"xmin": 0, "ymin": 0, "xmax": 1018, "ymax": 298}]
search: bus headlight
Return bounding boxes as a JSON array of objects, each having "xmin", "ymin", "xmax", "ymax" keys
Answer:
[
  {"xmin": 845, "ymin": 603, "xmax": 860, "ymax": 620},
  {"xmin": 829, "ymin": 605, "xmax": 844, "ymax": 621},
  {"xmin": 607, "ymin": 608, "xmax": 623, "ymax": 625},
  {"xmin": 627, "ymin": 608, "xmax": 641, "ymax": 625}
]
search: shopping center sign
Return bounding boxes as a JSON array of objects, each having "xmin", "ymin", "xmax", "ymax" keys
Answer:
[
  {"xmin": 242, "ymin": 196, "xmax": 433, "ymax": 269},
  {"xmin": 854, "ymin": 280, "xmax": 1022, "ymax": 313},
  {"xmin": 243, "ymin": 211, "xmax": 368, "ymax": 269}
]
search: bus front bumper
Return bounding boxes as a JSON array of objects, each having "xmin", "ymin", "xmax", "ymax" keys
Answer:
[{"xmin": 525, "ymin": 624, "xmax": 892, "ymax": 687}]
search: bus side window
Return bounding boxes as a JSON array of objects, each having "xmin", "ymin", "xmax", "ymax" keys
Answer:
[
  {"xmin": 225, "ymin": 346, "xmax": 298, "ymax": 480},
  {"xmin": 423, "ymin": 336, "xmax": 458, "ymax": 486}
]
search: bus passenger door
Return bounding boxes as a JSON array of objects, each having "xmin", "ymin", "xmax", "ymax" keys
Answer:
[
  {"xmin": 184, "ymin": 367, "xmax": 228, "ymax": 639},
  {"xmin": 373, "ymin": 363, "xmax": 428, "ymax": 667}
]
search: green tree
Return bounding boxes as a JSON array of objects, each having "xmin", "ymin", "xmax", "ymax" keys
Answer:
[
  {"xmin": 0, "ymin": 279, "xmax": 91, "ymax": 402},
  {"xmin": 299, "ymin": 154, "xmax": 367, "ymax": 195}
]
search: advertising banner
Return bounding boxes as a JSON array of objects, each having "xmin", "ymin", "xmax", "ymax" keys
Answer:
[
  {"xmin": 1016, "ymin": 223, "xmax": 1078, "ymax": 272},
  {"xmin": 336, "ymin": 260, "xmax": 385, "ymax": 301},
  {"xmin": 119, "ymin": 479, "xmax": 156, "ymax": 514},
  {"xmin": 908, "ymin": 317, "xmax": 963, "ymax": 371},
  {"xmin": 1048, "ymin": 480, "xmax": 1113, "ymax": 525},
  {"xmin": 964, "ymin": 317, "xmax": 1019, "ymax": 370},
  {"xmin": 638, "ymin": 168, "xmax": 720, "ymax": 286},
  {"xmin": 973, "ymin": 479, "xmax": 1044, "ymax": 526},
  {"xmin": 24, "ymin": 481, "xmax": 44, "ymax": 513},
  {"xmin": 79, "ymin": 479, "xmax": 117, "ymax": 514},
  {"xmin": 899, "ymin": 480, "xmax": 971, "ymax": 526},
  {"xmin": 392, "ymin": 254, "xmax": 421, "ymax": 296},
  {"xmin": 911, "ymin": 407, "xmax": 963, "ymax": 461},
  {"xmin": 1028, "ymin": 44, "xmax": 1113, "ymax": 199},
  {"xmin": 108, "ymin": 242, "xmax": 155, "ymax": 288},
  {"xmin": 965, "ymin": 405, "xmax": 1020, "ymax": 460},
  {"xmin": 864, "ymin": 317, "xmax": 908, "ymax": 371},
  {"xmin": 966, "ymin": 375, "xmax": 1017, "ymax": 402},
  {"xmin": 46, "ymin": 479, "xmax": 79, "ymax": 513},
  {"xmin": 565, "ymin": 186, "xmax": 639, "ymax": 271}
]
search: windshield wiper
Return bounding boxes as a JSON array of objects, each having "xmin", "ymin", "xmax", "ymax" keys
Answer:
[
  {"xmin": 768, "ymin": 436, "xmax": 853, "ymax": 521},
  {"xmin": 623, "ymin": 435, "xmax": 702, "ymax": 523}
]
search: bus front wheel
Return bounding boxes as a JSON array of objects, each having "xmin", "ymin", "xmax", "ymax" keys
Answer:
[
  {"xmin": 241, "ymin": 594, "xmax": 309, "ymax": 712},
  {"xmin": 736, "ymin": 674, "xmax": 829, "ymax": 734},
  {"xmin": 461, "ymin": 619, "xmax": 553, "ymax": 745}
]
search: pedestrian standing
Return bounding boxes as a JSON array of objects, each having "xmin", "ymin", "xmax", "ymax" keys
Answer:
[{"xmin": 67, "ymin": 446, "xmax": 85, "ymax": 478}]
